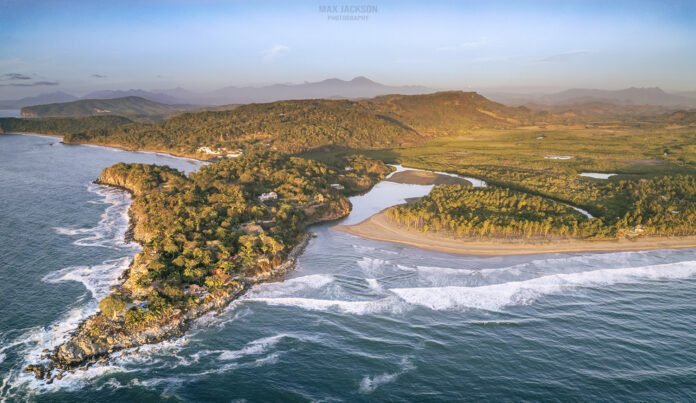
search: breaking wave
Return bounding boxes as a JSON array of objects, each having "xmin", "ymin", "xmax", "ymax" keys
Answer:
[
  {"xmin": 53, "ymin": 184, "xmax": 137, "ymax": 250},
  {"xmin": 391, "ymin": 260, "xmax": 696, "ymax": 311},
  {"xmin": 248, "ymin": 296, "xmax": 409, "ymax": 315}
]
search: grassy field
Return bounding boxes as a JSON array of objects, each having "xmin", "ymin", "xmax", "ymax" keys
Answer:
[{"xmin": 305, "ymin": 126, "xmax": 694, "ymax": 176}]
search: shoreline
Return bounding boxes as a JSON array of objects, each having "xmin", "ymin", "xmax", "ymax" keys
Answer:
[
  {"xmin": 335, "ymin": 210, "xmax": 696, "ymax": 256},
  {"xmin": 7, "ymin": 132, "xmax": 207, "ymax": 164}
]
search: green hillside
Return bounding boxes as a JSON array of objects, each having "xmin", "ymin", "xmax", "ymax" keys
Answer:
[
  {"xmin": 53, "ymin": 91, "xmax": 542, "ymax": 156},
  {"xmin": 364, "ymin": 91, "xmax": 538, "ymax": 135},
  {"xmin": 20, "ymin": 96, "xmax": 192, "ymax": 121}
]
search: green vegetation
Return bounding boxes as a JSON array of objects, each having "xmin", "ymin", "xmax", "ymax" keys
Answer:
[
  {"xmin": 105, "ymin": 152, "xmax": 389, "ymax": 328},
  {"xmin": 388, "ymin": 176, "xmax": 695, "ymax": 240},
  {"xmin": 4, "ymin": 91, "xmax": 551, "ymax": 157},
  {"xmin": 51, "ymin": 152, "xmax": 391, "ymax": 369},
  {"xmin": 20, "ymin": 96, "xmax": 192, "ymax": 122},
  {"xmin": 24, "ymin": 91, "xmax": 693, "ymax": 377},
  {"xmin": 62, "ymin": 98, "xmax": 422, "ymax": 155}
]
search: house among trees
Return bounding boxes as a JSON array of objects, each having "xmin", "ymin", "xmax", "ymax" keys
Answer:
[
  {"xmin": 197, "ymin": 146, "xmax": 221, "ymax": 155},
  {"xmin": 259, "ymin": 191, "xmax": 278, "ymax": 202},
  {"xmin": 330, "ymin": 183, "xmax": 345, "ymax": 190}
]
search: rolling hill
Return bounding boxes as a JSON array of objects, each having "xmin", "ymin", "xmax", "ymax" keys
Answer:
[
  {"xmin": 365, "ymin": 91, "xmax": 537, "ymax": 135},
  {"xmin": 55, "ymin": 91, "xmax": 540, "ymax": 155},
  {"xmin": 20, "ymin": 96, "xmax": 194, "ymax": 121}
]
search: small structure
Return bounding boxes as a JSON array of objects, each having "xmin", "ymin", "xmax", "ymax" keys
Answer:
[
  {"xmin": 224, "ymin": 149, "xmax": 243, "ymax": 158},
  {"xmin": 330, "ymin": 183, "xmax": 345, "ymax": 190},
  {"xmin": 344, "ymin": 166, "xmax": 355, "ymax": 171},
  {"xmin": 184, "ymin": 284, "xmax": 209, "ymax": 299},
  {"xmin": 544, "ymin": 155, "xmax": 574, "ymax": 160},
  {"xmin": 197, "ymin": 146, "xmax": 221, "ymax": 155},
  {"xmin": 259, "ymin": 191, "xmax": 278, "ymax": 202}
]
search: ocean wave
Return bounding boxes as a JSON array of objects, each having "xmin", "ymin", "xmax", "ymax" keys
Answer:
[
  {"xmin": 391, "ymin": 260, "xmax": 696, "ymax": 311},
  {"xmin": 42, "ymin": 257, "xmax": 131, "ymax": 300},
  {"xmin": 248, "ymin": 296, "xmax": 409, "ymax": 315},
  {"xmin": 365, "ymin": 278, "xmax": 384, "ymax": 292},
  {"xmin": 357, "ymin": 257, "xmax": 389, "ymax": 272},
  {"xmin": 53, "ymin": 183, "xmax": 137, "ymax": 250},
  {"xmin": 218, "ymin": 334, "xmax": 288, "ymax": 361},
  {"xmin": 246, "ymin": 274, "xmax": 335, "ymax": 299}
]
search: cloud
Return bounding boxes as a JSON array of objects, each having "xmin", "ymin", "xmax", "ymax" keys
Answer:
[
  {"xmin": 0, "ymin": 81, "xmax": 59, "ymax": 87},
  {"xmin": 437, "ymin": 39, "xmax": 487, "ymax": 52},
  {"xmin": 92, "ymin": 74, "xmax": 106, "ymax": 78},
  {"xmin": 261, "ymin": 44, "xmax": 290, "ymax": 62},
  {"xmin": 3, "ymin": 73, "xmax": 32, "ymax": 80},
  {"xmin": 536, "ymin": 50, "xmax": 591, "ymax": 63}
]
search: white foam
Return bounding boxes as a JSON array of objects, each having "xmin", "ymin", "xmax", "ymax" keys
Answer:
[
  {"xmin": 357, "ymin": 257, "xmax": 390, "ymax": 277},
  {"xmin": 218, "ymin": 334, "xmax": 287, "ymax": 361},
  {"xmin": 359, "ymin": 357, "xmax": 415, "ymax": 394},
  {"xmin": 365, "ymin": 278, "xmax": 383, "ymax": 292},
  {"xmin": 252, "ymin": 274, "xmax": 333, "ymax": 296},
  {"xmin": 413, "ymin": 265, "xmax": 475, "ymax": 275},
  {"xmin": 391, "ymin": 260, "xmax": 696, "ymax": 311},
  {"xmin": 54, "ymin": 184, "xmax": 138, "ymax": 250},
  {"xmin": 2, "ymin": 257, "xmax": 133, "ymax": 395},
  {"xmin": 42, "ymin": 257, "xmax": 131, "ymax": 300},
  {"xmin": 359, "ymin": 372, "xmax": 399, "ymax": 394},
  {"xmin": 249, "ymin": 296, "xmax": 408, "ymax": 315}
]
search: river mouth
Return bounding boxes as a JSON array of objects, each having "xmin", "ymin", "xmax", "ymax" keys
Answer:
[{"xmin": 2, "ymin": 136, "xmax": 696, "ymax": 401}]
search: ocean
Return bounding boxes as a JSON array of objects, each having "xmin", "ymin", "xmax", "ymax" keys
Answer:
[{"xmin": 1, "ymin": 133, "xmax": 695, "ymax": 401}]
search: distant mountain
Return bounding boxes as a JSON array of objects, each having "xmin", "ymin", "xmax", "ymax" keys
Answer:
[
  {"xmin": 0, "ymin": 92, "xmax": 78, "ymax": 109},
  {"xmin": 540, "ymin": 87, "xmax": 696, "ymax": 107},
  {"xmin": 21, "ymin": 96, "xmax": 194, "ymax": 121},
  {"xmin": 81, "ymin": 89, "xmax": 181, "ymax": 104},
  {"xmin": 675, "ymin": 91, "xmax": 696, "ymax": 99},
  {"xmin": 167, "ymin": 77, "xmax": 435, "ymax": 105},
  {"xmin": 4, "ymin": 78, "xmax": 435, "ymax": 109}
]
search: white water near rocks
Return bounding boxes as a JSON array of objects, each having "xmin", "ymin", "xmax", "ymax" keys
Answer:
[{"xmin": 2, "ymin": 134, "xmax": 695, "ymax": 401}]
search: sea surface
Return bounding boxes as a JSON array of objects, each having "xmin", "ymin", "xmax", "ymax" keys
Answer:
[
  {"xmin": 1, "ymin": 133, "xmax": 696, "ymax": 401},
  {"xmin": 0, "ymin": 110, "xmax": 21, "ymax": 118}
]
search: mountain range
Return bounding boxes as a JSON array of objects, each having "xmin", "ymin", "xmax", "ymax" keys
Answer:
[
  {"xmin": 0, "ymin": 77, "xmax": 435, "ymax": 109},
  {"xmin": 2, "ymin": 78, "xmax": 696, "ymax": 110},
  {"xmin": 485, "ymin": 87, "xmax": 696, "ymax": 108}
]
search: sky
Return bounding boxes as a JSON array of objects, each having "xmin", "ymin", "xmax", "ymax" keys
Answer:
[{"xmin": 1, "ymin": 0, "xmax": 695, "ymax": 98}]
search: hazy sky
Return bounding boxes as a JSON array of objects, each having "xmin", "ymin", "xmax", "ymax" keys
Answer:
[{"xmin": 1, "ymin": 0, "xmax": 695, "ymax": 98}]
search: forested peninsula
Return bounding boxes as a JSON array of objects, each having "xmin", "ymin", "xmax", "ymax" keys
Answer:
[{"xmin": 27, "ymin": 152, "xmax": 391, "ymax": 379}]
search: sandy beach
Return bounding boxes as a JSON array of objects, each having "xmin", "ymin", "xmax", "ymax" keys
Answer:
[{"xmin": 335, "ymin": 210, "xmax": 696, "ymax": 256}]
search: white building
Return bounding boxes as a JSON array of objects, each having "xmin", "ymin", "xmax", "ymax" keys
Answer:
[
  {"xmin": 330, "ymin": 183, "xmax": 345, "ymax": 190},
  {"xmin": 259, "ymin": 192, "xmax": 278, "ymax": 202},
  {"xmin": 197, "ymin": 146, "xmax": 221, "ymax": 155}
]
